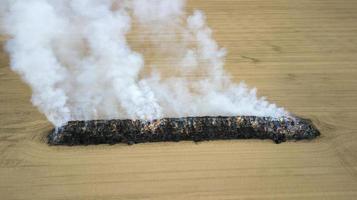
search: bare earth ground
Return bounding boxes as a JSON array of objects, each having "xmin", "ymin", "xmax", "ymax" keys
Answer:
[{"xmin": 1, "ymin": 0, "xmax": 357, "ymax": 199}]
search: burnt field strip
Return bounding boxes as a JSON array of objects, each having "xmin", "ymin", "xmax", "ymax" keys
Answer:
[{"xmin": 48, "ymin": 116, "xmax": 320, "ymax": 145}]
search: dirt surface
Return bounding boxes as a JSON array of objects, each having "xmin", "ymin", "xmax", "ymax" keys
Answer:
[{"xmin": 1, "ymin": 0, "xmax": 357, "ymax": 199}]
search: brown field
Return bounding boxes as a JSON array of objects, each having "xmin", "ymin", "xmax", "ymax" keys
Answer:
[{"xmin": 1, "ymin": 0, "xmax": 357, "ymax": 199}]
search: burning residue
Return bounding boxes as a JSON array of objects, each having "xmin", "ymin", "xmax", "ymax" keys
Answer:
[
  {"xmin": 48, "ymin": 116, "xmax": 320, "ymax": 145},
  {"xmin": 0, "ymin": 0, "xmax": 287, "ymax": 127}
]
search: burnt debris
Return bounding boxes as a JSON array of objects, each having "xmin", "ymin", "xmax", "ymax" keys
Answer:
[{"xmin": 48, "ymin": 116, "xmax": 320, "ymax": 145}]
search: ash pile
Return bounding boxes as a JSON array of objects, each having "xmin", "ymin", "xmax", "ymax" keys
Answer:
[{"xmin": 48, "ymin": 116, "xmax": 320, "ymax": 145}]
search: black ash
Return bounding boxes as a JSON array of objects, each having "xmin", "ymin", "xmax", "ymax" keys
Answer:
[{"xmin": 48, "ymin": 116, "xmax": 320, "ymax": 145}]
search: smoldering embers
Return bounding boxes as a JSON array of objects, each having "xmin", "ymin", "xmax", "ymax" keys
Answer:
[{"xmin": 48, "ymin": 116, "xmax": 320, "ymax": 145}]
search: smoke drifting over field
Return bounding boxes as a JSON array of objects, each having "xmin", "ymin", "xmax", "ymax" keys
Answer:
[{"xmin": 0, "ymin": 0, "xmax": 287, "ymax": 126}]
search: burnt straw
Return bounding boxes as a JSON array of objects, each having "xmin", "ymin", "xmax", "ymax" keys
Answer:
[{"xmin": 48, "ymin": 116, "xmax": 320, "ymax": 145}]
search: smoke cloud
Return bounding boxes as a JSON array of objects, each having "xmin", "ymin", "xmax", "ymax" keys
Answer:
[{"xmin": 1, "ymin": 0, "xmax": 288, "ymax": 127}]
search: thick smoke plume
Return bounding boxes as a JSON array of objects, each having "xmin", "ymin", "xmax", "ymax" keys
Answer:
[{"xmin": 0, "ymin": 0, "xmax": 288, "ymax": 127}]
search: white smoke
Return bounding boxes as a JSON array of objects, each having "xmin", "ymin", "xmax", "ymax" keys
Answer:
[{"xmin": 0, "ymin": 0, "xmax": 288, "ymax": 127}]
